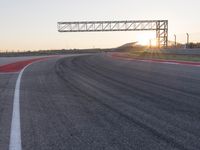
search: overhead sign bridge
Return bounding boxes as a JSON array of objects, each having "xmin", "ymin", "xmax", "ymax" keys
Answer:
[{"xmin": 57, "ymin": 20, "xmax": 168, "ymax": 48}]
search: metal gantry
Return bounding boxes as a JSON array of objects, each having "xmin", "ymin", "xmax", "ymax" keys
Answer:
[{"xmin": 58, "ymin": 20, "xmax": 168, "ymax": 48}]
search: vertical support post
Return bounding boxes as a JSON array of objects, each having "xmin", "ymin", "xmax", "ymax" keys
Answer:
[
  {"xmin": 149, "ymin": 39, "xmax": 152, "ymax": 49},
  {"xmin": 174, "ymin": 34, "xmax": 177, "ymax": 47},
  {"xmin": 186, "ymin": 33, "xmax": 189, "ymax": 48},
  {"xmin": 164, "ymin": 20, "xmax": 168, "ymax": 48}
]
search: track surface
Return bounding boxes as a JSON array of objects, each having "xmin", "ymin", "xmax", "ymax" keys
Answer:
[
  {"xmin": 0, "ymin": 53, "xmax": 200, "ymax": 150},
  {"xmin": 0, "ymin": 56, "xmax": 53, "ymax": 66}
]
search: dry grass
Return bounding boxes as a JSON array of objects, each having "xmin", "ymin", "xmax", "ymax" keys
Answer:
[{"xmin": 128, "ymin": 50, "xmax": 200, "ymax": 62}]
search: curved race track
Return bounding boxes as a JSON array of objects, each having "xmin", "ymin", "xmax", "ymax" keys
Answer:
[{"xmin": 0, "ymin": 53, "xmax": 200, "ymax": 150}]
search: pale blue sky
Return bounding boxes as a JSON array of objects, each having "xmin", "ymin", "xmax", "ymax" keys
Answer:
[{"xmin": 0, "ymin": 0, "xmax": 200, "ymax": 51}]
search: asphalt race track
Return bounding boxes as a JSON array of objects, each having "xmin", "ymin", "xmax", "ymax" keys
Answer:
[{"xmin": 0, "ymin": 53, "xmax": 200, "ymax": 150}]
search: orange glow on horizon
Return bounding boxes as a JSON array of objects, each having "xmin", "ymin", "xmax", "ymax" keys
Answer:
[{"xmin": 136, "ymin": 32, "xmax": 156, "ymax": 46}]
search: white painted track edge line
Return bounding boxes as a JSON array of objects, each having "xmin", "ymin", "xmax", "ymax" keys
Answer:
[
  {"xmin": 8, "ymin": 57, "xmax": 55, "ymax": 150},
  {"xmin": 8, "ymin": 54, "xmax": 86, "ymax": 150},
  {"xmin": 9, "ymin": 64, "xmax": 32, "ymax": 150}
]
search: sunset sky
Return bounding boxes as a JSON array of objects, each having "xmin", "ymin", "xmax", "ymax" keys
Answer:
[{"xmin": 0, "ymin": 0, "xmax": 200, "ymax": 51}]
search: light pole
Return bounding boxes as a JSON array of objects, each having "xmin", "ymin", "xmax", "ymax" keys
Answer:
[
  {"xmin": 186, "ymin": 33, "xmax": 189, "ymax": 48},
  {"xmin": 174, "ymin": 34, "xmax": 176, "ymax": 47},
  {"xmin": 149, "ymin": 39, "xmax": 152, "ymax": 49}
]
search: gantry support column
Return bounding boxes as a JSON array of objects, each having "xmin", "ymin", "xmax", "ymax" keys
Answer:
[
  {"xmin": 156, "ymin": 21, "xmax": 161, "ymax": 48},
  {"xmin": 156, "ymin": 20, "xmax": 168, "ymax": 48}
]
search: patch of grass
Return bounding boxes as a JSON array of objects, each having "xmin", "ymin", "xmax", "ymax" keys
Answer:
[{"xmin": 128, "ymin": 51, "xmax": 200, "ymax": 62}]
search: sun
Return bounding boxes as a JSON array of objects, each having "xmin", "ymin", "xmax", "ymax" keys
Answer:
[{"xmin": 135, "ymin": 32, "xmax": 156, "ymax": 46}]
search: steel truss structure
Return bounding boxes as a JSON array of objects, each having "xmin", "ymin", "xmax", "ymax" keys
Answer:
[{"xmin": 58, "ymin": 20, "xmax": 168, "ymax": 48}]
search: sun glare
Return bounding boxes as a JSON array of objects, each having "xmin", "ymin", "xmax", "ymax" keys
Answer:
[{"xmin": 136, "ymin": 32, "xmax": 156, "ymax": 46}]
